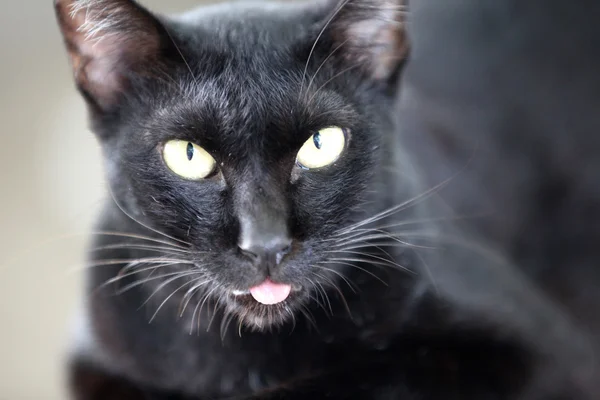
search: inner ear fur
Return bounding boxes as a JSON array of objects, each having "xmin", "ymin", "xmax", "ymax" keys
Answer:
[{"xmin": 329, "ymin": 0, "xmax": 409, "ymax": 80}]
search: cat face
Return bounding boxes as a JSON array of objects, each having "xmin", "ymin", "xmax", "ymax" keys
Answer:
[{"xmin": 55, "ymin": 0, "xmax": 408, "ymax": 330}]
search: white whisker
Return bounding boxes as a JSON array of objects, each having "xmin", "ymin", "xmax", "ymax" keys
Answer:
[
  {"xmin": 331, "ymin": 229, "xmax": 437, "ymax": 250},
  {"xmin": 102, "ymin": 271, "xmax": 188, "ymax": 296},
  {"xmin": 140, "ymin": 272, "xmax": 197, "ymax": 308},
  {"xmin": 90, "ymin": 231, "xmax": 189, "ymax": 249},
  {"xmin": 314, "ymin": 264, "xmax": 357, "ymax": 293},
  {"xmin": 179, "ymin": 279, "xmax": 212, "ymax": 318},
  {"xmin": 89, "ymin": 243, "xmax": 192, "ymax": 254},
  {"xmin": 328, "ymin": 249, "xmax": 400, "ymax": 271},
  {"xmin": 325, "ymin": 256, "xmax": 410, "ymax": 274},
  {"xmin": 307, "ymin": 276, "xmax": 333, "ymax": 316},
  {"xmin": 148, "ymin": 280, "xmax": 196, "ymax": 324},
  {"xmin": 67, "ymin": 257, "xmax": 190, "ymax": 275},
  {"xmin": 94, "ymin": 262, "xmax": 182, "ymax": 293},
  {"xmin": 304, "ymin": 38, "xmax": 350, "ymax": 100},
  {"xmin": 106, "ymin": 182, "xmax": 192, "ymax": 247},
  {"xmin": 307, "ymin": 63, "xmax": 363, "ymax": 106},
  {"xmin": 298, "ymin": 0, "xmax": 353, "ymax": 102},
  {"xmin": 319, "ymin": 260, "xmax": 390, "ymax": 285}
]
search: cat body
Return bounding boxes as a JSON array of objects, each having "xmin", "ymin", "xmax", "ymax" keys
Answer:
[{"xmin": 54, "ymin": 0, "xmax": 600, "ymax": 399}]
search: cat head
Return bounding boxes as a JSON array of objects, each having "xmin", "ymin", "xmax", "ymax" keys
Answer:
[{"xmin": 55, "ymin": 0, "xmax": 409, "ymax": 330}]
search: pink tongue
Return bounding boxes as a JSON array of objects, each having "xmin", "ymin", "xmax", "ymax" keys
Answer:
[{"xmin": 249, "ymin": 279, "xmax": 292, "ymax": 305}]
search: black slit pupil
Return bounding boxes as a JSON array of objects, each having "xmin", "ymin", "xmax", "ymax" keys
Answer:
[
  {"xmin": 186, "ymin": 143, "xmax": 194, "ymax": 160},
  {"xmin": 313, "ymin": 133, "xmax": 322, "ymax": 149}
]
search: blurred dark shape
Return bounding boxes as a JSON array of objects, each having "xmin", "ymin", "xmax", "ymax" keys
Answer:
[{"xmin": 400, "ymin": 0, "xmax": 600, "ymax": 338}]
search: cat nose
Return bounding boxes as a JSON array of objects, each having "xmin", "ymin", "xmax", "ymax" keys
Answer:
[
  {"xmin": 239, "ymin": 237, "xmax": 292, "ymax": 269},
  {"xmin": 235, "ymin": 181, "xmax": 292, "ymax": 271}
]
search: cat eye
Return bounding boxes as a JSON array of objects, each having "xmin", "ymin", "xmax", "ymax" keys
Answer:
[
  {"xmin": 296, "ymin": 127, "xmax": 346, "ymax": 170},
  {"xmin": 162, "ymin": 140, "xmax": 216, "ymax": 180}
]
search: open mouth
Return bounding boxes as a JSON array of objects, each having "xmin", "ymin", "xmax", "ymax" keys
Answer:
[
  {"xmin": 231, "ymin": 279, "xmax": 302, "ymax": 305},
  {"xmin": 225, "ymin": 280, "xmax": 306, "ymax": 330}
]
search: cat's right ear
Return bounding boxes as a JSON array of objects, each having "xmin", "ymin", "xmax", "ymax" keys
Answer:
[
  {"xmin": 326, "ymin": 0, "xmax": 409, "ymax": 82},
  {"xmin": 54, "ymin": 0, "xmax": 169, "ymax": 114}
]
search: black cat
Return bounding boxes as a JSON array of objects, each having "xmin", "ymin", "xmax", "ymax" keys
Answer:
[{"xmin": 54, "ymin": 0, "xmax": 599, "ymax": 399}]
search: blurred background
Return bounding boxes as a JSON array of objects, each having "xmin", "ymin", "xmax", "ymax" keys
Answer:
[{"xmin": 0, "ymin": 1, "xmax": 208, "ymax": 398}]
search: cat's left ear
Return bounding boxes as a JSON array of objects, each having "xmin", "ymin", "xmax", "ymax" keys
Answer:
[
  {"xmin": 54, "ymin": 0, "xmax": 169, "ymax": 114},
  {"xmin": 328, "ymin": 0, "xmax": 409, "ymax": 81}
]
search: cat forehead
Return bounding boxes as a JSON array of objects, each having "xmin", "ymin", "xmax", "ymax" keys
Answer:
[
  {"xmin": 170, "ymin": 1, "xmax": 322, "ymax": 48},
  {"xmin": 139, "ymin": 84, "xmax": 358, "ymax": 160},
  {"xmin": 145, "ymin": 87, "xmax": 354, "ymax": 146},
  {"xmin": 121, "ymin": 3, "xmax": 366, "ymax": 145}
]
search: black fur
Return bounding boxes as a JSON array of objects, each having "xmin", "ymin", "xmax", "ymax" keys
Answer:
[{"xmin": 54, "ymin": 0, "xmax": 600, "ymax": 399}]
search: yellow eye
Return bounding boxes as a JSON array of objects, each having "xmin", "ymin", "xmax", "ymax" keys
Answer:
[
  {"xmin": 162, "ymin": 140, "xmax": 216, "ymax": 180},
  {"xmin": 296, "ymin": 127, "xmax": 346, "ymax": 170}
]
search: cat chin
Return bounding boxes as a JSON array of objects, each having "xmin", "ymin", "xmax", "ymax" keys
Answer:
[{"xmin": 223, "ymin": 290, "xmax": 308, "ymax": 332}]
